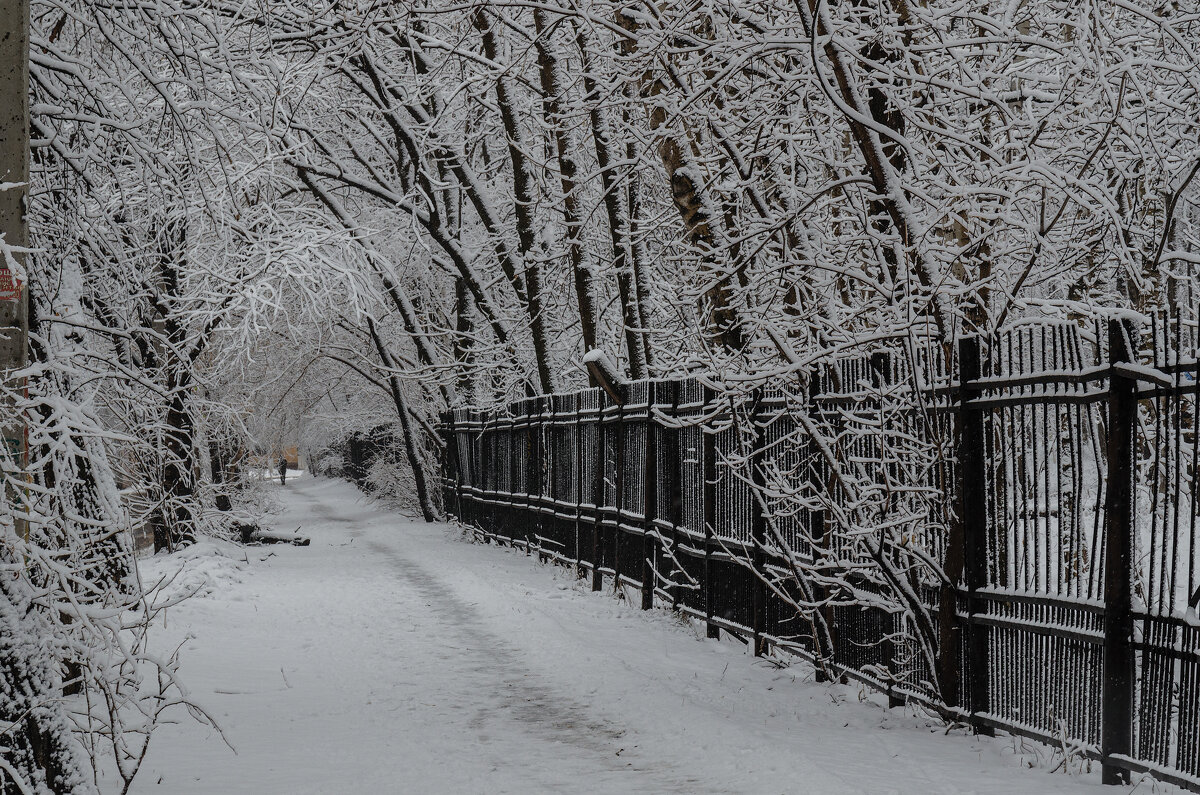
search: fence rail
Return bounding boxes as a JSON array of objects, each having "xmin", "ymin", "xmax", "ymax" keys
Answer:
[{"xmin": 439, "ymin": 317, "xmax": 1200, "ymax": 791}]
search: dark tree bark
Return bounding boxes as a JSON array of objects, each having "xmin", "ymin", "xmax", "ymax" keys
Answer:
[
  {"xmin": 575, "ymin": 25, "xmax": 648, "ymax": 377},
  {"xmin": 473, "ymin": 7, "xmax": 556, "ymax": 394},
  {"xmin": 366, "ymin": 317, "xmax": 437, "ymax": 522},
  {"xmin": 534, "ymin": 10, "xmax": 600, "ymax": 363},
  {"xmin": 614, "ymin": 11, "xmax": 746, "ymax": 354}
]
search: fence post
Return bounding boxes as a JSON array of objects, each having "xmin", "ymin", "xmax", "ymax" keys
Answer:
[
  {"xmin": 525, "ymin": 401, "xmax": 536, "ymax": 553},
  {"xmin": 958, "ymin": 336, "xmax": 993, "ymax": 733},
  {"xmin": 1102, "ymin": 317, "xmax": 1137, "ymax": 785},
  {"xmin": 488, "ymin": 415, "xmax": 498, "ymax": 537},
  {"xmin": 806, "ymin": 371, "xmax": 834, "ymax": 679},
  {"xmin": 642, "ymin": 382, "xmax": 658, "ymax": 610},
  {"xmin": 472, "ymin": 417, "xmax": 482, "ymax": 535},
  {"xmin": 539, "ymin": 397, "xmax": 549, "ymax": 553},
  {"xmin": 868, "ymin": 351, "xmax": 905, "ymax": 708},
  {"xmin": 444, "ymin": 411, "xmax": 458, "ymax": 519},
  {"xmin": 539, "ymin": 396, "xmax": 552, "ymax": 562},
  {"xmin": 469, "ymin": 411, "xmax": 479, "ymax": 527},
  {"xmin": 703, "ymin": 385, "xmax": 720, "ymax": 639},
  {"xmin": 668, "ymin": 381, "xmax": 683, "ymax": 610},
  {"xmin": 574, "ymin": 393, "xmax": 584, "ymax": 578},
  {"xmin": 614, "ymin": 394, "xmax": 626, "ymax": 591},
  {"xmin": 811, "ymin": 508, "xmax": 833, "ymax": 682},
  {"xmin": 749, "ymin": 387, "xmax": 770, "ymax": 657},
  {"xmin": 592, "ymin": 392, "xmax": 606, "ymax": 591}
]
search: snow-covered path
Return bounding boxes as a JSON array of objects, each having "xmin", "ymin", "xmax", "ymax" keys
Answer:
[{"xmin": 127, "ymin": 476, "xmax": 1142, "ymax": 794}]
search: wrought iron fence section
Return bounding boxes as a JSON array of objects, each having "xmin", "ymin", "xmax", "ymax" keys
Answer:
[{"xmin": 438, "ymin": 315, "xmax": 1199, "ymax": 792}]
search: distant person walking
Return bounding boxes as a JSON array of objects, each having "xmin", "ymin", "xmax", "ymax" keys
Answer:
[{"xmin": 278, "ymin": 457, "xmax": 288, "ymax": 486}]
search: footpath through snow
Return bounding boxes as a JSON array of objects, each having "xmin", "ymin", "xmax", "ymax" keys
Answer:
[{"xmin": 126, "ymin": 475, "xmax": 1163, "ymax": 794}]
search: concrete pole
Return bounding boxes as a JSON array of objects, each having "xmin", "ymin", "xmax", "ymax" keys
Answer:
[{"xmin": 0, "ymin": 0, "xmax": 30, "ymax": 514}]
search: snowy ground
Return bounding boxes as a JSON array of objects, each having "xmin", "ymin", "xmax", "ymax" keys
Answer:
[{"xmin": 120, "ymin": 475, "xmax": 1170, "ymax": 794}]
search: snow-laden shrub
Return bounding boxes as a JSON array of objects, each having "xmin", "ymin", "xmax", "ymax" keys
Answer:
[
  {"xmin": 309, "ymin": 450, "xmax": 344, "ymax": 478},
  {"xmin": 363, "ymin": 455, "xmax": 423, "ymax": 515}
]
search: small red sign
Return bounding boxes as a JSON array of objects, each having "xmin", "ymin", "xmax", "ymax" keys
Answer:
[{"xmin": 0, "ymin": 269, "xmax": 22, "ymax": 302}]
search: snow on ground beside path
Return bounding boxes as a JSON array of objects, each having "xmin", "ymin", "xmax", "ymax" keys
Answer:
[{"xmin": 116, "ymin": 475, "xmax": 1171, "ymax": 794}]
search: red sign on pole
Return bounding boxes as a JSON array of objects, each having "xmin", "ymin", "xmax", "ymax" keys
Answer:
[{"xmin": 0, "ymin": 269, "xmax": 21, "ymax": 301}]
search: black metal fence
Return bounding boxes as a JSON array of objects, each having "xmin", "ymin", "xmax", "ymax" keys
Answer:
[{"xmin": 439, "ymin": 316, "xmax": 1200, "ymax": 791}]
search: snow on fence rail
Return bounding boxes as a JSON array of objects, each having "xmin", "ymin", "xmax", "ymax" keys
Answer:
[{"xmin": 437, "ymin": 315, "xmax": 1200, "ymax": 792}]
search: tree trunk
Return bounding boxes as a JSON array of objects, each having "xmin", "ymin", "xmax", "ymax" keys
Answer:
[
  {"xmin": 0, "ymin": 578, "xmax": 89, "ymax": 794},
  {"xmin": 453, "ymin": 279, "xmax": 479, "ymax": 405},
  {"xmin": 473, "ymin": 7, "xmax": 555, "ymax": 394},
  {"xmin": 210, "ymin": 439, "xmax": 232, "ymax": 512},
  {"xmin": 534, "ymin": 10, "xmax": 600, "ymax": 364},
  {"xmin": 366, "ymin": 318, "xmax": 437, "ymax": 522},
  {"xmin": 153, "ymin": 372, "xmax": 198, "ymax": 552},
  {"xmin": 623, "ymin": 113, "xmax": 655, "ymax": 374},
  {"xmin": 614, "ymin": 12, "xmax": 745, "ymax": 353},
  {"xmin": 575, "ymin": 26, "xmax": 648, "ymax": 378},
  {"xmin": 152, "ymin": 218, "xmax": 198, "ymax": 553}
]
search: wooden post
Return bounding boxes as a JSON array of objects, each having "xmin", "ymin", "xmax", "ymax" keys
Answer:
[
  {"xmin": 703, "ymin": 385, "xmax": 720, "ymax": 639},
  {"xmin": 0, "ymin": 0, "xmax": 30, "ymax": 545},
  {"xmin": 1102, "ymin": 317, "xmax": 1137, "ymax": 785},
  {"xmin": 750, "ymin": 387, "xmax": 769, "ymax": 657},
  {"xmin": 585, "ymin": 350, "xmax": 626, "ymax": 405},
  {"xmin": 641, "ymin": 382, "xmax": 658, "ymax": 610},
  {"xmin": 958, "ymin": 337, "xmax": 993, "ymax": 732}
]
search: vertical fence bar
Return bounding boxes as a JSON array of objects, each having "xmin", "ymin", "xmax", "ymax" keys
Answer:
[
  {"xmin": 959, "ymin": 336, "xmax": 993, "ymax": 733},
  {"xmin": 807, "ymin": 371, "xmax": 835, "ymax": 680},
  {"xmin": 642, "ymin": 382, "xmax": 659, "ymax": 610},
  {"xmin": 811, "ymin": 508, "xmax": 833, "ymax": 682},
  {"xmin": 667, "ymin": 381, "xmax": 683, "ymax": 610},
  {"xmin": 448, "ymin": 412, "xmax": 462, "ymax": 519},
  {"xmin": 541, "ymin": 397, "xmax": 549, "ymax": 552},
  {"xmin": 614, "ymin": 395, "xmax": 626, "ymax": 588},
  {"xmin": 574, "ymin": 393, "xmax": 585, "ymax": 578},
  {"xmin": 940, "ymin": 353, "xmax": 967, "ymax": 710},
  {"xmin": 870, "ymin": 351, "xmax": 903, "ymax": 707},
  {"xmin": 592, "ymin": 392, "xmax": 606, "ymax": 591},
  {"xmin": 1102, "ymin": 317, "xmax": 1138, "ymax": 785},
  {"xmin": 704, "ymin": 384, "xmax": 720, "ymax": 639},
  {"xmin": 485, "ymin": 414, "xmax": 495, "ymax": 536},
  {"xmin": 750, "ymin": 386, "xmax": 768, "ymax": 656},
  {"xmin": 540, "ymin": 396, "xmax": 551, "ymax": 561},
  {"xmin": 528, "ymin": 400, "xmax": 537, "ymax": 554}
]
